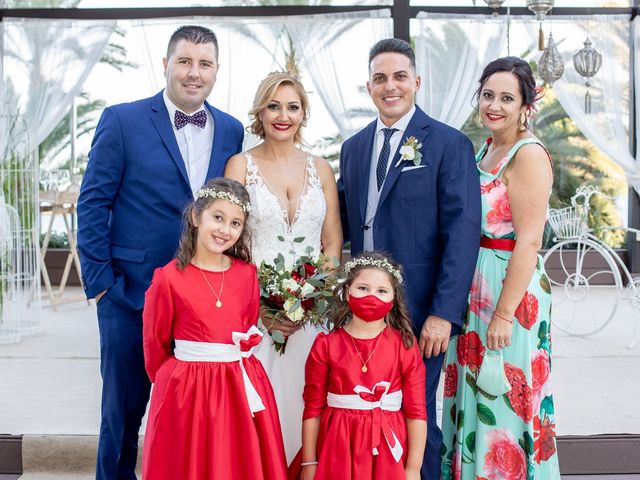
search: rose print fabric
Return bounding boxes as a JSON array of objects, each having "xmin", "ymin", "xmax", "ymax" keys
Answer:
[{"xmin": 440, "ymin": 138, "xmax": 560, "ymax": 480}]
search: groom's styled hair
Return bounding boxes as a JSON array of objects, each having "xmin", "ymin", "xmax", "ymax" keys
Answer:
[
  {"xmin": 368, "ymin": 38, "xmax": 416, "ymax": 72},
  {"xmin": 167, "ymin": 25, "xmax": 219, "ymax": 60}
]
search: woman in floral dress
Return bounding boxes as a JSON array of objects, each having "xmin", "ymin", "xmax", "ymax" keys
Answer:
[{"xmin": 440, "ymin": 56, "xmax": 560, "ymax": 480}]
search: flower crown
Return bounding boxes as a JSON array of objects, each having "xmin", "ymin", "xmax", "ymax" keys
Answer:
[
  {"xmin": 195, "ymin": 188, "xmax": 252, "ymax": 214},
  {"xmin": 343, "ymin": 257, "xmax": 403, "ymax": 283}
]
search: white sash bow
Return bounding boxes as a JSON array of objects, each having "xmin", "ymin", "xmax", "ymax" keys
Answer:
[
  {"xmin": 327, "ymin": 381, "xmax": 404, "ymax": 462},
  {"xmin": 174, "ymin": 325, "xmax": 266, "ymax": 415}
]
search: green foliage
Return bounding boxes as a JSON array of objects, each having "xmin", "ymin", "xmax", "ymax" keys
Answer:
[
  {"xmin": 39, "ymin": 94, "xmax": 106, "ymax": 167},
  {"xmin": 41, "ymin": 231, "xmax": 70, "ymax": 249}
]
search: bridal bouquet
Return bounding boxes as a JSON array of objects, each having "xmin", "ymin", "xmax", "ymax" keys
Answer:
[{"xmin": 257, "ymin": 238, "xmax": 339, "ymax": 354}]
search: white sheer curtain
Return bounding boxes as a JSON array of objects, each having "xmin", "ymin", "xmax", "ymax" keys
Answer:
[
  {"xmin": 287, "ymin": 10, "xmax": 393, "ymax": 140},
  {"xmin": 413, "ymin": 12, "xmax": 507, "ymax": 129},
  {"xmin": 517, "ymin": 15, "xmax": 640, "ymax": 193},
  {"xmin": 2, "ymin": 18, "xmax": 115, "ymax": 153}
]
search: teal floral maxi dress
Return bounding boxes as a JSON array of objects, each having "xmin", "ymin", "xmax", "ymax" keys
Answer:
[{"xmin": 440, "ymin": 138, "xmax": 561, "ymax": 480}]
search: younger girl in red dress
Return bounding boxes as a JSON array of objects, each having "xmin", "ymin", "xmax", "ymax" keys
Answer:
[
  {"xmin": 297, "ymin": 252, "xmax": 427, "ymax": 480},
  {"xmin": 142, "ymin": 178, "xmax": 287, "ymax": 480}
]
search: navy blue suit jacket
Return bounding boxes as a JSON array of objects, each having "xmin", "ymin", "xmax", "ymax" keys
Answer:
[
  {"xmin": 77, "ymin": 91, "xmax": 244, "ymax": 312},
  {"xmin": 338, "ymin": 106, "xmax": 480, "ymax": 333}
]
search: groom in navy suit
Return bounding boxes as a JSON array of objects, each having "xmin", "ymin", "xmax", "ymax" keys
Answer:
[
  {"xmin": 338, "ymin": 39, "xmax": 480, "ymax": 479},
  {"xmin": 77, "ymin": 25, "xmax": 243, "ymax": 479}
]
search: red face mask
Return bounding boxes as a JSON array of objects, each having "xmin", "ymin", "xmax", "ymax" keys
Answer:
[{"xmin": 347, "ymin": 294, "xmax": 393, "ymax": 322}]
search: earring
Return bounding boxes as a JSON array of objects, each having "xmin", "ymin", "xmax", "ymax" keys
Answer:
[{"xmin": 519, "ymin": 112, "xmax": 527, "ymax": 132}]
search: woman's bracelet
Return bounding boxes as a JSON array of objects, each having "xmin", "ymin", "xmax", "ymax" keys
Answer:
[
  {"xmin": 493, "ymin": 311, "xmax": 514, "ymax": 324},
  {"xmin": 301, "ymin": 461, "xmax": 319, "ymax": 467}
]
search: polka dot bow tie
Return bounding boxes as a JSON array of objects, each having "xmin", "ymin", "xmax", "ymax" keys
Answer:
[{"xmin": 174, "ymin": 110, "xmax": 207, "ymax": 130}]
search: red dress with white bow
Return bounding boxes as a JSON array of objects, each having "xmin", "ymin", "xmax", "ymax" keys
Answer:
[
  {"xmin": 301, "ymin": 327, "xmax": 426, "ymax": 480},
  {"xmin": 142, "ymin": 259, "xmax": 287, "ymax": 480}
]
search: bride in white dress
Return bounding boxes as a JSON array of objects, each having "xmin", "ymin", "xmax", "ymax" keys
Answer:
[{"xmin": 225, "ymin": 71, "xmax": 343, "ymax": 464}]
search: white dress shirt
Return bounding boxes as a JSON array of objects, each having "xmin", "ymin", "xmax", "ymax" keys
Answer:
[
  {"xmin": 363, "ymin": 105, "xmax": 416, "ymax": 251},
  {"xmin": 163, "ymin": 90, "xmax": 214, "ymax": 196}
]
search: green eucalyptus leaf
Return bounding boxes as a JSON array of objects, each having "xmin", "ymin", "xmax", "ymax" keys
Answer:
[{"xmin": 271, "ymin": 330, "xmax": 285, "ymax": 344}]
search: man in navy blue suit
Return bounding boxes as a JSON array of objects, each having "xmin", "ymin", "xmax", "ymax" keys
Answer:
[
  {"xmin": 337, "ymin": 38, "xmax": 480, "ymax": 479},
  {"xmin": 77, "ymin": 25, "xmax": 243, "ymax": 479}
]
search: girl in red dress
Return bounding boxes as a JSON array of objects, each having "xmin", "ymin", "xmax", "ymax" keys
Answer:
[
  {"xmin": 297, "ymin": 252, "xmax": 427, "ymax": 480},
  {"xmin": 142, "ymin": 178, "xmax": 287, "ymax": 480}
]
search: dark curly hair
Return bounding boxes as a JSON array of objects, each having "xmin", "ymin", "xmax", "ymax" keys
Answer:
[{"xmin": 331, "ymin": 252, "xmax": 415, "ymax": 349}]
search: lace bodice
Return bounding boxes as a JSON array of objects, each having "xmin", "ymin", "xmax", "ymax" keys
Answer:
[{"xmin": 244, "ymin": 152, "xmax": 327, "ymax": 267}]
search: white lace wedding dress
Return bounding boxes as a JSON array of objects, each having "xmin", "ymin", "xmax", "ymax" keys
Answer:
[{"xmin": 244, "ymin": 152, "xmax": 327, "ymax": 464}]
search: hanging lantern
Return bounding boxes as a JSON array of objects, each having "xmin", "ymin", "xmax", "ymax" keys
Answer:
[
  {"xmin": 527, "ymin": 0, "xmax": 554, "ymax": 21},
  {"xmin": 484, "ymin": 0, "xmax": 504, "ymax": 16},
  {"xmin": 573, "ymin": 37, "xmax": 602, "ymax": 114},
  {"xmin": 527, "ymin": 0, "xmax": 555, "ymax": 50},
  {"xmin": 538, "ymin": 33, "xmax": 564, "ymax": 87}
]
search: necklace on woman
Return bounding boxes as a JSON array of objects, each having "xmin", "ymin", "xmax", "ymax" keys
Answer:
[
  {"xmin": 347, "ymin": 326, "xmax": 385, "ymax": 373},
  {"xmin": 197, "ymin": 259, "xmax": 226, "ymax": 308}
]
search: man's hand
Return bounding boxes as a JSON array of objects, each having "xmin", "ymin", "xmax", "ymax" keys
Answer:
[
  {"xmin": 419, "ymin": 315, "xmax": 452, "ymax": 358},
  {"xmin": 95, "ymin": 289, "xmax": 108, "ymax": 304}
]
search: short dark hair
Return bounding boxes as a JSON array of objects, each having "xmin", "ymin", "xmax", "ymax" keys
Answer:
[
  {"xmin": 167, "ymin": 25, "xmax": 218, "ymax": 59},
  {"xmin": 368, "ymin": 38, "xmax": 416, "ymax": 72}
]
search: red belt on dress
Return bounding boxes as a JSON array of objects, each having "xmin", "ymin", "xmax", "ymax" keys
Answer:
[{"xmin": 480, "ymin": 236, "xmax": 516, "ymax": 251}]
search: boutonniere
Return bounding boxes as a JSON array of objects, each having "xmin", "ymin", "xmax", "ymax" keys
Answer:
[{"xmin": 395, "ymin": 136, "xmax": 423, "ymax": 167}]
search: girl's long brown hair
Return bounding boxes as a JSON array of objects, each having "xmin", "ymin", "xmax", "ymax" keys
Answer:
[
  {"xmin": 175, "ymin": 178, "xmax": 252, "ymax": 269},
  {"xmin": 331, "ymin": 252, "xmax": 415, "ymax": 348}
]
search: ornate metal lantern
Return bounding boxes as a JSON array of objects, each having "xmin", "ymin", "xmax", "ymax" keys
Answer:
[
  {"xmin": 573, "ymin": 37, "xmax": 602, "ymax": 113},
  {"xmin": 538, "ymin": 33, "xmax": 564, "ymax": 87},
  {"xmin": 484, "ymin": 0, "xmax": 504, "ymax": 8},
  {"xmin": 473, "ymin": 0, "xmax": 504, "ymax": 16},
  {"xmin": 527, "ymin": 0, "xmax": 554, "ymax": 21},
  {"xmin": 527, "ymin": 0, "xmax": 555, "ymax": 49}
]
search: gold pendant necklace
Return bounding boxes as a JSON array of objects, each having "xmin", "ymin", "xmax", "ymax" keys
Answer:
[
  {"xmin": 347, "ymin": 326, "xmax": 384, "ymax": 373},
  {"xmin": 197, "ymin": 260, "xmax": 226, "ymax": 308}
]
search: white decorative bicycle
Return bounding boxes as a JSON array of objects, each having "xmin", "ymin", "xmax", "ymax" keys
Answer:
[{"xmin": 543, "ymin": 186, "xmax": 640, "ymax": 348}]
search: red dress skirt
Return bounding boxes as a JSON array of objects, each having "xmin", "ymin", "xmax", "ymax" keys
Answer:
[
  {"xmin": 293, "ymin": 327, "xmax": 426, "ymax": 480},
  {"xmin": 142, "ymin": 260, "xmax": 287, "ymax": 480}
]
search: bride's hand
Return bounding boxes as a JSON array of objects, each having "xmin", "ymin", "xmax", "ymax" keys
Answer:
[{"xmin": 259, "ymin": 306, "xmax": 301, "ymax": 337}]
